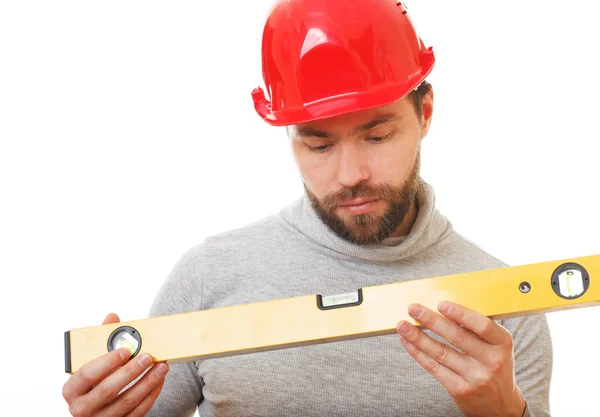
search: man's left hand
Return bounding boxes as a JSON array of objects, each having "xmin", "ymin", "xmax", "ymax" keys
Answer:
[{"xmin": 396, "ymin": 301, "xmax": 526, "ymax": 417}]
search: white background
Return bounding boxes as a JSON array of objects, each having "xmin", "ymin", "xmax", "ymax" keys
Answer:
[{"xmin": 1, "ymin": 1, "xmax": 598, "ymax": 415}]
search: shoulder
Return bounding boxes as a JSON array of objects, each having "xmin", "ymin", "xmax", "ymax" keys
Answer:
[
  {"xmin": 430, "ymin": 229, "xmax": 509, "ymax": 271},
  {"xmin": 175, "ymin": 212, "xmax": 284, "ymax": 266},
  {"xmin": 148, "ymin": 242, "xmax": 205, "ymax": 317},
  {"xmin": 148, "ymin": 213, "xmax": 286, "ymax": 316},
  {"xmin": 204, "ymin": 213, "xmax": 282, "ymax": 247},
  {"xmin": 200, "ymin": 212, "xmax": 296, "ymax": 261}
]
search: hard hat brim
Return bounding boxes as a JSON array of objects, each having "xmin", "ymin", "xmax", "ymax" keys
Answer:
[{"xmin": 252, "ymin": 49, "xmax": 435, "ymax": 127}]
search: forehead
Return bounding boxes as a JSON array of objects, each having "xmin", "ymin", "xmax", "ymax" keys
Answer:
[{"xmin": 290, "ymin": 97, "xmax": 411, "ymax": 137}]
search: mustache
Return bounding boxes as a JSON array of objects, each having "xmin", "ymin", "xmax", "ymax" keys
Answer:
[{"xmin": 321, "ymin": 183, "xmax": 398, "ymax": 212}]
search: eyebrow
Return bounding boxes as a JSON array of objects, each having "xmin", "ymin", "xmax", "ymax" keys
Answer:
[{"xmin": 294, "ymin": 113, "xmax": 398, "ymax": 139}]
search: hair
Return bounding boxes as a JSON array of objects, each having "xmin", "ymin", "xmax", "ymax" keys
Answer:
[{"xmin": 406, "ymin": 80, "xmax": 432, "ymax": 121}]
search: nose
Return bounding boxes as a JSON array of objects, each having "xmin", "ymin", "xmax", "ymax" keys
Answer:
[{"xmin": 336, "ymin": 142, "xmax": 370, "ymax": 188}]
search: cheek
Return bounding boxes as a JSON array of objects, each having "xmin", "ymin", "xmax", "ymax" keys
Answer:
[
  {"xmin": 293, "ymin": 151, "xmax": 336, "ymax": 198},
  {"xmin": 371, "ymin": 140, "xmax": 418, "ymax": 182}
]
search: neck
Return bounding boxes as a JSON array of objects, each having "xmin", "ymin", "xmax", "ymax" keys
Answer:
[{"xmin": 388, "ymin": 197, "xmax": 419, "ymax": 239}]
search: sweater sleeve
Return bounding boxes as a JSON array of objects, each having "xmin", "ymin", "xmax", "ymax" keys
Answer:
[
  {"xmin": 145, "ymin": 244, "xmax": 206, "ymax": 417},
  {"xmin": 501, "ymin": 313, "xmax": 553, "ymax": 417}
]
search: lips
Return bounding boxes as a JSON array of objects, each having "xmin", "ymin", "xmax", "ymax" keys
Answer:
[{"xmin": 339, "ymin": 197, "xmax": 379, "ymax": 207}]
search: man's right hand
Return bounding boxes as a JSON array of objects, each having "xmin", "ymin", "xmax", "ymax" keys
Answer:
[{"xmin": 62, "ymin": 313, "xmax": 169, "ymax": 417}]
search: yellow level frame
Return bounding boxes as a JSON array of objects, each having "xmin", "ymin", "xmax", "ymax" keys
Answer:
[{"xmin": 65, "ymin": 254, "xmax": 600, "ymax": 374}]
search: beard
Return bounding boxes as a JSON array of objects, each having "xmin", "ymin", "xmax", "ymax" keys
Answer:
[{"xmin": 305, "ymin": 153, "xmax": 421, "ymax": 245}]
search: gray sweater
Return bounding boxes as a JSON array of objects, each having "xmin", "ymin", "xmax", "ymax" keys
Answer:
[{"xmin": 147, "ymin": 179, "xmax": 551, "ymax": 416}]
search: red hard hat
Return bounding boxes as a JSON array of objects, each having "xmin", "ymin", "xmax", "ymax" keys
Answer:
[{"xmin": 251, "ymin": 0, "xmax": 435, "ymax": 126}]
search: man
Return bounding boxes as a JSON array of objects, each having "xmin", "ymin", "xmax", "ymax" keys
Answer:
[{"xmin": 62, "ymin": 0, "xmax": 552, "ymax": 416}]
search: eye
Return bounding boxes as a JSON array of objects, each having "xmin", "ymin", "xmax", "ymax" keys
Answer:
[
  {"xmin": 308, "ymin": 144, "xmax": 331, "ymax": 153},
  {"xmin": 368, "ymin": 132, "xmax": 392, "ymax": 143}
]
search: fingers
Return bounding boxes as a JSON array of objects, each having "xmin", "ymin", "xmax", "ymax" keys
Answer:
[
  {"xmin": 63, "ymin": 348, "xmax": 132, "ymax": 402},
  {"xmin": 81, "ymin": 353, "xmax": 157, "ymax": 412},
  {"xmin": 103, "ymin": 313, "xmax": 121, "ymax": 325},
  {"xmin": 124, "ymin": 379, "xmax": 165, "ymax": 417},
  {"xmin": 396, "ymin": 320, "xmax": 474, "ymax": 376},
  {"xmin": 398, "ymin": 302, "xmax": 522, "ymax": 414},
  {"xmin": 98, "ymin": 363, "xmax": 169, "ymax": 417},
  {"xmin": 437, "ymin": 301, "xmax": 511, "ymax": 346},
  {"xmin": 405, "ymin": 303, "xmax": 488, "ymax": 359},
  {"xmin": 399, "ymin": 336, "xmax": 463, "ymax": 390}
]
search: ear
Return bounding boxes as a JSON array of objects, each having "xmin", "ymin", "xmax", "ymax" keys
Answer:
[{"xmin": 419, "ymin": 89, "xmax": 434, "ymax": 139}]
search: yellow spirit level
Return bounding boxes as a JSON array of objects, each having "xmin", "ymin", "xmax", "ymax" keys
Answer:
[{"xmin": 64, "ymin": 254, "xmax": 600, "ymax": 374}]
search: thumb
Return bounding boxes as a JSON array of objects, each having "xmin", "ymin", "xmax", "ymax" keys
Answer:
[{"xmin": 102, "ymin": 312, "xmax": 121, "ymax": 325}]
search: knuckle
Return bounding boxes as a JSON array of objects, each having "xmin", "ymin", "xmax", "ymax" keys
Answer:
[
  {"xmin": 456, "ymin": 383, "xmax": 476, "ymax": 399},
  {"xmin": 77, "ymin": 368, "xmax": 91, "ymax": 385},
  {"xmin": 476, "ymin": 370, "xmax": 494, "ymax": 387},
  {"xmin": 450, "ymin": 328, "xmax": 467, "ymax": 345},
  {"xmin": 150, "ymin": 368, "xmax": 163, "ymax": 381},
  {"xmin": 481, "ymin": 319, "xmax": 495, "ymax": 336},
  {"xmin": 489, "ymin": 355, "xmax": 505, "ymax": 373},
  {"xmin": 150, "ymin": 369, "xmax": 166, "ymax": 383},
  {"xmin": 118, "ymin": 395, "xmax": 137, "ymax": 412},
  {"xmin": 423, "ymin": 312, "xmax": 436, "ymax": 327},
  {"xmin": 125, "ymin": 362, "xmax": 141, "ymax": 380},
  {"xmin": 405, "ymin": 327, "xmax": 419, "ymax": 342},
  {"xmin": 68, "ymin": 401, "xmax": 88, "ymax": 417},
  {"xmin": 96, "ymin": 383, "xmax": 116, "ymax": 403},
  {"xmin": 434, "ymin": 344, "xmax": 450, "ymax": 364},
  {"xmin": 62, "ymin": 383, "xmax": 74, "ymax": 402},
  {"xmin": 152, "ymin": 364, "xmax": 169, "ymax": 379},
  {"xmin": 424, "ymin": 356, "xmax": 440, "ymax": 373}
]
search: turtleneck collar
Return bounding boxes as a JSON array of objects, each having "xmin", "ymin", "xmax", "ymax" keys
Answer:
[{"xmin": 278, "ymin": 178, "xmax": 453, "ymax": 262}]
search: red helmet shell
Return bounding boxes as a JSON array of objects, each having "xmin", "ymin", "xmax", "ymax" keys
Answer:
[{"xmin": 252, "ymin": 0, "xmax": 435, "ymax": 126}]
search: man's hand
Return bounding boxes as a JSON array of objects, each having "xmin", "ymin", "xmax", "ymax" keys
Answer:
[
  {"xmin": 396, "ymin": 301, "xmax": 526, "ymax": 417},
  {"xmin": 62, "ymin": 313, "xmax": 169, "ymax": 417}
]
